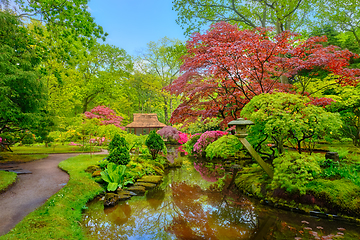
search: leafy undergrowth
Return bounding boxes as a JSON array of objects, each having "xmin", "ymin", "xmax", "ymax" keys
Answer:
[
  {"xmin": 0, "ymin": 153, "xmax": 48, "ymax": 163},
  {"xmin": 1, "ymin": 154, "xmax": 106, "ymax": 240},
  {"xmin": 0, "ymin": 170, "xmax": 17, "ymax": 193}
]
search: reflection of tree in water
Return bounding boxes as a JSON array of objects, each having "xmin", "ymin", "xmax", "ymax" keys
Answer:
[
  {"xmin": 166, "ymin": 182, "xmax": 258, "ymax": 239},
  {"xmin": 146, "ymin": 187, "xmax": 166, "ymax": 210}
]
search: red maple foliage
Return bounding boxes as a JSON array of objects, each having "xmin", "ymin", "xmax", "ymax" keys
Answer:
[
  {"xmin": 84, "ymin": 105, "xmax": 125, "ymax": 130},
  {"xmin": 166, "ymin": 22, "xmax": 360, "ymax": 126}
]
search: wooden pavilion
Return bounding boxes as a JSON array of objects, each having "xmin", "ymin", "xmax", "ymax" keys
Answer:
[{"xmin": 126, "ymin": 113, "xmax": 167, "ymax": 136}]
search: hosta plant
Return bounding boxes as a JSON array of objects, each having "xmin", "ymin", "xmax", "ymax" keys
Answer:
[{"xmin": 100, "ymin": 162, "xmax": 133, "ymax": 192}]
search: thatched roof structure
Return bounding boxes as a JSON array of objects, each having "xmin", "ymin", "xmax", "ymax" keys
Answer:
[{"xmin": 126, "ymin": 113, "xmax": 166, "ymax": 128}]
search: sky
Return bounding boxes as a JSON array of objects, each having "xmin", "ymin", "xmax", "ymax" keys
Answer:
[{"xmin": 88, "ymin": 0, "xmax": 188, "ymax": 56}]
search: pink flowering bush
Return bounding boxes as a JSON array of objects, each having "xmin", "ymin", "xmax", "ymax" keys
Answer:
[
  {"xmin": 89, "ymin": 137, "xmax": 106, "ymax": 146},
  {"xmin": 157, "ymin": 126, "xmax": 179, "ymax": 144},
  {"xmin": 178, "ymin": 132, "xmax": 188, "ymax": 144},
  {"xmin": 84, "ymin": 106, "xmax": 125, "ymax": 130},
  {"xmin": 193, "ymin": 131, "xmax": 227, "ymax": 157}
]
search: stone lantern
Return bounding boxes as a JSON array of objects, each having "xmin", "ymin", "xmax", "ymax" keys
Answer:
[
  {"xmin": 228, "ymin": 118, "xmax": 273, "ymax": 179},
  {"xmin": 228, "ymin": 118, "xmax": 254, "ymax": 138}
]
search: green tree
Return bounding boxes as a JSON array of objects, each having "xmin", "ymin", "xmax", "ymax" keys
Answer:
[
  {"xmin": 0, "ymin": 10, "xmax": 47, "ymax": 146},
  {"xmin": 172, "ymin": 0, "xmax": 316, "ymax": 35},
  {"xmin": 241, "ymin": 92, "xmax": 342, "ymax": 155},
  {"xmin": 145, "ymin": 130, "xmax": 166, "ymax": 160},
  {"xmin": 137, "ymin": 37, "xmax": 185, "ymax": 124}
]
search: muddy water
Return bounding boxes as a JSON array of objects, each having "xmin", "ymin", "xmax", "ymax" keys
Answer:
[{"xmin": 82, "ymin": 158, "xmax": 360, "ymax": 240}]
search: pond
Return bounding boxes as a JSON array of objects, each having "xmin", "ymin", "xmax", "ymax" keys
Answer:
[{"xmin": 82, "ymin": 157, "xmax": 360, "ymax": 240}]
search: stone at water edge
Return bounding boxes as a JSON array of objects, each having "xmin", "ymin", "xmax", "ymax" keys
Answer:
[
  {"xmin": 117, "ymin": 189, "xmax": 137, "ymax": 196},
  {"xmin": 127, "ymin": 186, "xmax": 146, "ymax": 196},
  {"xmin": 134, "ymin": 182, "xmax": 157, "ymax": 190},
  {"xmin": 85, "ymin": 165, "xmax": 101, "ymax": 174},
  {"xmin": 92, "ymin": 170, "xmax": 102, "ymax": 177},
  {"xmin": 104, "ymin": 193, "xmax": 119, "ymax": 207},
  {"xmin": 137, "ymin": 175, "xmax": 163, "ymax": 184}
]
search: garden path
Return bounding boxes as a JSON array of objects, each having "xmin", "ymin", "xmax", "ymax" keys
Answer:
[{"xmin": 0, "ymin": 152, "xmax": 96, "ymax": 236}]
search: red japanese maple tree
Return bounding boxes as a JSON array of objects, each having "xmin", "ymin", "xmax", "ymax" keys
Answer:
[
  {"xmin": 166, "ymin": 22, "xmax": 360, "ymax": 126},
  {"xmin": 84, "ymin": 105, "xmax": 125, "ymax": 130}
]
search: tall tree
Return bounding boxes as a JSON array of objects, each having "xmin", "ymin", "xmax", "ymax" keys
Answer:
[
  {"xmin": 0, "ymin": 10, "xmax": 46, "ymax": 143},
  {"xmin": 316, "ymin": 0, "xmax": 360, "ymax": 49},
  {"xmin": 167, "ymin": 22, "xmax": 360, "ymax": 126},
  {"xmin": 137, "ymin": 37, "xmax": 185, "ymax": 124},
  {"xmin": 172, "ymin": 0, "xmax": 316, "ymax": 35}
]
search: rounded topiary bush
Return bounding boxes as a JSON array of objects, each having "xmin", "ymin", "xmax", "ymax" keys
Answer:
[
  {"xmin": 108, "ymin": 133, "xmax": 128, "ymax": 152},
  {"xmin": 205, "ymin": 135, "xmax": 244, "ymax": 160},
  {"xmin": 145, "ymin": 130, "xmax": 165, "ymax": 160},
  {"xmin": 107, "ymin": 146, "xmax": 131, "ymax": 165}
]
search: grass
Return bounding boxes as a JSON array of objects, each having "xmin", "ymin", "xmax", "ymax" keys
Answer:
[
  {"xmin": 10, "ymin": 144, "xmax": 102, "ymax": 154},
  {"xmin": 1, "ymin": 154, "xmax": 106, "ymax": 240},
  {"xmin": 0, "ymin": 170, "xmax": 17, "ymax": 193},
  {"xmin": 0, "ymin": 153, "xmax": 48, "ymax": 163}
]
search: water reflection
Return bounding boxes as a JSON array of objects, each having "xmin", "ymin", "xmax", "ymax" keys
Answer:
[{"xmin": 82, "ymin": 158, "xmax": 360, "ymax": 240}]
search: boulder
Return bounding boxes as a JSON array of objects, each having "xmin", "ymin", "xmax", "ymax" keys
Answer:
[
  {"xmin": 85, "ymin": 165, "xmax": 101, "ymax": 174},
  {"xmin": 127, "ymin": 186, "xmax": 146, "ymax": 196},
  {"xmin": 104, "ymin": 193, "xmax": 119, "ymax": 207},
  {"xmin": 137, "ymin": 176, "xmax": 163, "ymax": 184},
  {"xmin": 325, "ymin": 152, "xmax": 340, "ymax": 162},
  {"xmin": 92, "ymin": 170, "xmax": 102, "ymax": 177},
  {"xmin": 135, "ymin": 182, "xmax": 156, "ymax": 190}
]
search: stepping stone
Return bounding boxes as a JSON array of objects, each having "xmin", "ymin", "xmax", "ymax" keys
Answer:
[
  {"xmin": 135, "ymin": 182, "xmax": 156, "ymax": 190},
  {"xmin": 127, "ymin": 186, "xmax": 146, "ymax": 195},
  {"xmin": 137, "ymin": 176, "xmax": 163, "ymax": 184}
]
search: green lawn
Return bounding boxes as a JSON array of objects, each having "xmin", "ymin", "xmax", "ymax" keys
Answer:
[
  {"xmin": 0, "ymin": 153, "xmax": 48, "ymax": 163},
  {"xmin": 0, "ymin": 171, "xmax": 17, "ymax": 193},
  {"xmin": 10, "ymin": 144, "xmax": 102, "ymax": 154},
  {"xmin": 1, "ymin": 154, "xmax": 106, "ymax": 240}
]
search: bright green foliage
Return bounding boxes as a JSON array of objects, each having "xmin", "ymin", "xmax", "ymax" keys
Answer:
[
  {"xmin": 306, "ymin": 178, "xmax": 360, "ymax": 215},
  {"xmin": 108, "ymin": 134, "xmax": 128, "ymax": 152},
  {"xmin": 205, "ymin": 135, "xmax": 244, "ymax": 160},
  {"xmin": 271, "ymin": 152, "xmax": 322, "ymax": 195},
  {"xmin": 183, "ymin": 133, "xmax": 201, "ymax": 156},
  {"xmin": 0, "ymin": 11, "xmax": 46, "ymax": 138},
  {"xmin": 100, "ymin": 163, "xmax": 133, "ymax": 192},
  {"xmin": 241, "ymin": 92, "xmax": 342, "ymax": 154},
  {"xmin": 107, "ymin": 146, "xmax": 130, "ymax": 166},
  {"xmin": 145, "ymin": 130, "xmax": 165, "ymax": 160}
]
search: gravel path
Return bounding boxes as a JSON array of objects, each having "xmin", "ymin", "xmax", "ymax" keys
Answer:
[{"xmin": 0, "ymin": 153, "xmax": 78, "ymax": 236}]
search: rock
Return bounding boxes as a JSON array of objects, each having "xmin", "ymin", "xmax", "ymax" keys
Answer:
[
  {"xmin": 117, "ymin": 189, "xmax": 137, "ymax": 196},
  {"xmin": 137, "ymin": 176, "xmax": 163, "ymax": 184},
  {"xmin": 325, "ymin": 152, "xmax": 340, "ymax": 162},
  {"xmin": 92, "ymin": 170, "xmax": 102, "ymax": 177},
  {"xmin": 104, "ymin": 193, "xmax": 119, "ymax": 207},
  {"xmin": 118, "ymin": 193, "xmax": 132, "ymax": 201},
  {"xmin": 127, "ymin": 186, "xmax": 146, "ymax": 196},
  {"xmin": 135, "ymin": 182, "xmax": 156, "ymax": 190},
  {"xmin": 85, "ymin": 165, "xmax": 101, "ymax": 174}
]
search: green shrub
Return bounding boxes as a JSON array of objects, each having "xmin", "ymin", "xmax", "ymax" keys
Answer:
[
  {"xmin": 100, "ymin": 162, "xmax": 133, "ymax": 192},
  {"xmin": 271, "ymin": 152, "xmax": 322, "ymax": 195},
  {"xmin": 108, "ymin": 133, "xmax": 128, "ymax": 152},
  {"xmin": 107, "ymin": 146, "xmax": 131, "ymax": 165},
  {"xmin": 205, "ymin": 135, "xmax": 244, "ymax": 160},
  {"xmin": 145, "ymin": 130, "xmax": 165, "ymax": 160},
  {"xmin": 183, "ymin": 133, "xmax": 201, "ymax": 156}
]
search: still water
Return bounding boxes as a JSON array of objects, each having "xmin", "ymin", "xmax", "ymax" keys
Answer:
[{"xmin": 82, "ymin": 158, "xmax": 360, "ymax": 240}]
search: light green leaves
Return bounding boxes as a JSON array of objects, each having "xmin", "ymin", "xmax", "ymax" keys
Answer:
[{"xmin": 100, "ymin": 163, "xmax": 129, "ymax": 192}]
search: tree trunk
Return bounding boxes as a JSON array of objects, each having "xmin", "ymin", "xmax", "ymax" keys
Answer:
[{"xmin": 163, "ymin": 96, "xmax": 168, "ymax": 124}]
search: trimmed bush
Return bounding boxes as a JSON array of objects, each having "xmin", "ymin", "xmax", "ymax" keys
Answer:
[
  {"xmin": 108, "ymin": 134, "xmax": 128, "ymax": 152},
  {"xmin": 145, "ymin": 130, "xmax": 165, "ymax": 160},
  {"xmin": 107, "ymin": 146, "xmax": 130, "ymax": 165},
  {"xmin": 205, "ymin": 135, "xmax": 244, "ymax": 160}
]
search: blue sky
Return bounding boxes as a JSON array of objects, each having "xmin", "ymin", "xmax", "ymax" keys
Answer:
[{"xmin": 88, "ymin": 0, "xmax": 188, "ymax": 56}]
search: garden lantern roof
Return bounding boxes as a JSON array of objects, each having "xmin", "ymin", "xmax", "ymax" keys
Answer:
[
  {"xmin": 126, "ymin": 113, "xmax": 167, "ymax": 128},
  {"xmin": 227, "ymin": 118, "xmax": 254, "ymax": 127}
]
